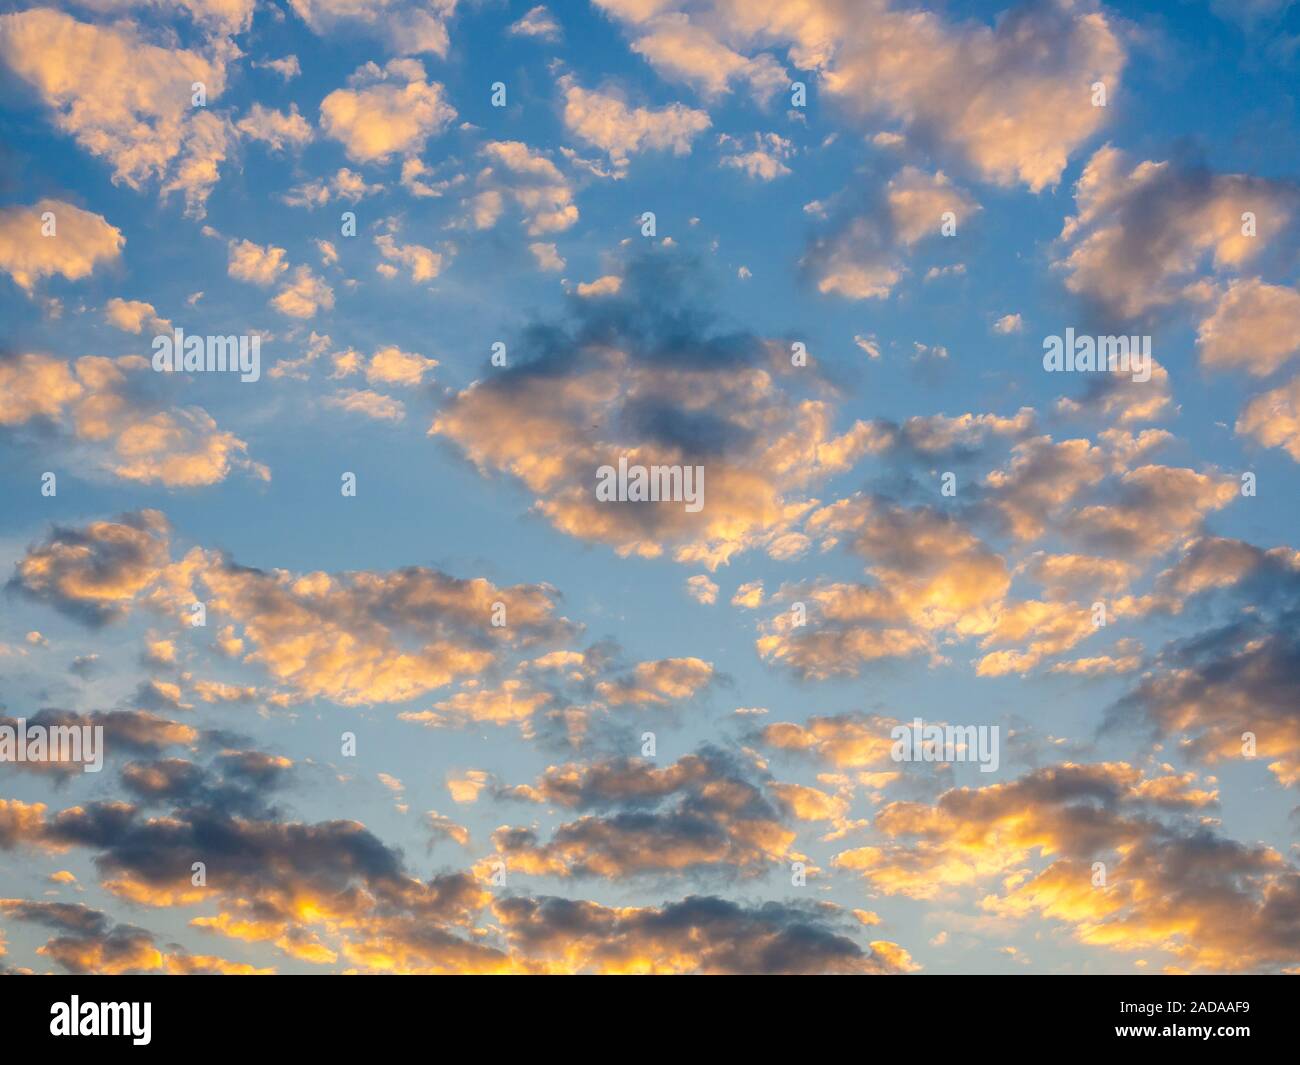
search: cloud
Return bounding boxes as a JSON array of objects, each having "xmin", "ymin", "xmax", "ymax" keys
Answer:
[
  {"xmin": 283, "ymin": 168, "xmax": 383, "ymax": 208},
  {"xmin": 227, "ymin": 239, "xmax": 290, "ymax": 286},
  {"xmin": 1055, "ymin": 145, "xmax": 1298, "ymax": 317},
  {"xmin": 619, "ymin": 13, "xmax": 788, "ymax": 102},
  {"xmin": 492, "ymin": 747, "xmax": 798, "ymax": 879},
  {"xmin": 236, "ymin": 103, "xmax": 313, "ymax": 151},
  {"xmin": 494, "ymin": 894, "xmax": 912, "ymax": 973},
  {"xmin": 0, "ymin": 355, "xmax": 267, "ymax": 488},
  {"xmin": 1067, "ymin": 465, "xmax": 1238, "ymax": 557},
  {"xmin": 324, "ymin": 389, "xmax": 406, "ymax": 422},
  {"xmin": 0, "ymin": 351, "xmax": 82, "ymax": 431},
  {"xmin": 831, "ymin": 760, "xmax": 1300, "ymax": 971},
  {"xmin": 574, "ymin": 274, "xmax": 621, "ymax": 297},
  {"xmin": 1197, "ymin": 278, "xmax": 1300, "ymax": 376},
  {"xmin": 467, "ymin": 141, "xmax": 578, "ymax": 235},
  {"xmin": 509, "ymin": 5, "xmax": 561, "ymax": 41},
  {"xmin": 805, "ymin": 167, "xmax": 977, "ymax": 300},
  {"xmin": 529, "ymin": 242, "xmax": 566, "ymax": 272},
  {"xmin": 335, "ymin": 345, "xmax": 438, "ymax": 386},
  {"xmin": 253, "ymin": 54, "xmax": 301, "ymax": 80},
  {"xmin": 9, "ymin": 510, "xmax": 174, "ymax": 626},
  {"xmin": 0, "ymin": 9, "xmax": 236, "ymax": 215},
  {"xmin": 272, "ymin": 265, "xmax": 334, "ymax": 317},
  {"xmin": 1053, "ymin": 359, "xmax": 1173, "ymax": 426},
  {"xmin": 757, "ymin": 495, "xmax": 1010, "ymax": 678},
  {"xmin": 1108, "ymin": 546, "xmax": 1300, "ymax": 785},
  {"xmin": 559, "ymin": 78, "xmax": 710, "ymax": 171},
  {"xmin": 597, "ymin": 0, "xmax": 1122, "ymax": 191},
  {"xmin": 686, "ymin": 574, "xmax": 718, "ymax": 604},
  {"xmin": 0, "ymin": 708, "xmax": 196, "ymax": 779},
  {"xmin": 430, "ymin": 248, "xmax": 883, "ymax": 568},
  {"xmin": 718, "ymin": 132, "xmax": 793, "ymax": 180},
  {"xmin": 104, "ymin": 298, "xmax": 169, "ymax": 335},
  {"xmin": 594, "ymin": 656, "xmax": 715, "ymax": 706},
  {"xmin": 10, "ymin": 511, "xmax": 577, "ymax": 705},
  {"xmin": 375, "ymin": 233, "xmax": 448, "ymax": 282},
  {"xmin": 319, "ymin": 59, "xmax": 456, "ymax": 164},
  {"xmin": 1237, "ymin": 374, "xmax": 1300, "ymax": 461},
  {"xmin": 0, "ymin": 200, "xmax": 123, "ymax": 292},
  {"xmin": 289, "ymin": 0, "xmax": 457, "ymax": 57}
]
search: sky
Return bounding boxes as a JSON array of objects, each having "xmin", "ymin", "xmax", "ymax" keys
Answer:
[{"xmin": 1, "ymin": 0, "xmax": 1299, "ymax": 975}]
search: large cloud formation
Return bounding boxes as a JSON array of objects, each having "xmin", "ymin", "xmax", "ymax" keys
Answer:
[
  {"xmin": 431, "ymin": 248, "xmax": 881, "ymax": 568},
  {"xmin": 595, "ymin": 0, "xmax": 1124, "ymax": 191},
  {"xmin": 0, "ymin": 353, "xmax": 267, "ymax": 488},
  {"xmin": 0, "ymin": 8, "xmax": 238, "ymax": 215},
  {"xmin": 8, "ymin": 510, "xmax": 577, "ymax": 705}
]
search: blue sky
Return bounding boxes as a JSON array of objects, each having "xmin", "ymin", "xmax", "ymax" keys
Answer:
[{"xmin": 1, "ymin": 0, "xmax": 1300, "ymax": 974}]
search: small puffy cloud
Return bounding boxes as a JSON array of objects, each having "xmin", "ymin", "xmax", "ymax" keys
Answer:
[
  {"xmin": 325, "ymin": 389, "xmax": 406, "ymax": 422},
  {"xmin": 400, "ymin": 158, "xmax": 460, "ymax": 199},
  {"xmin": 1236, "ymin": 375, "xmax": 1300, "ymax": 461},
  {"xmin": 0, "ymin": 200, "xmax": 123, "ymax": 292},
  {"xmin": 731, "ymin": 580, "xmax": 764, "ymax": 608},
  {"xmin": 8, "ymin": 509, "xmax": 175, "ymax": 626},
  {"xmin": 993, "ymin": 313, "xmax": 1024, "ymax": 335},
  {"xmin": 718, "ymin": 132, "xmax": 794, "ymax": 181},
  {"xmin": 253, "ymin": 55, "xmax": 301, "ymax": 81},
  {"xmin": 425, "ymin": 810, "xmax": 471, "ymax": 848},
  {"xmin": 363, "ymin": 346, "xmax": 438, "ymax": 387},
  {"xmin": 272, "ymin": 266, "xmax": 334, "ymax": 318},
  {"xmin": 686, "ymin": 574, "xmax": 718, "ymax": 605},
  {"xmin": 237, "ymin": 103, "xmax": 313, "ymax": 151},
  {"xmin": 760, "ymin": 712, "xmax": 902, "ymax": 773},
  {"xmin": 405, "ymin": 679, "xmax": 553, "ymax": 729},
  {"xmin": 622, "ymin": 13, "xmax": 787, "ymax": 102},
  {"xmin": 529, "ymin": 242, "xmax": 566, "ymax": 272},
  {"xmin": 1197, "ymin": 278, "xmax": 1300, "ymax": 376},
  {"xmin": 375, "ymin": 233, "xmax": 447, "ymax": 282},
  {"xmin": 447, "ymin": 770, "xmax": 490, "ymax": 804},
  {"xmin": 320, "ymin": 59, "xmax": 457, "ymax": 164},
  {"xmin": 1054, "ymin": 359, "xmax": 1174, "ymax": 427},
  {"xmin": 575, "ymin": 275, "xmax": 622, "ymax": 297},
  {"xmin": 509, "ymin": 5, "xmax": 561, "ymax": 41},
  {"xmin": 853, "ymin": 334, "xmax": 882, "ymax": 359},
  {"xmin": 471, "ymin": 141, "xmax": 578, "ymax": 235},
  {"xmin": 227, "ymin": 239, "xmax": 289, "ymax": 286},
  {"xmin": 595, "ymin": 657, "xmax": 715, "ymax": 708},
  {"xmin": 104, "ymin": 298, "xmax": 168, "ymax": 335},
  {"xmin": 284, "ymin": 168, "xmax": 383, "ymax": 208},
  {"xmin": 559, "ymin": 78, "xmax": 710, "ymax": 171}
]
